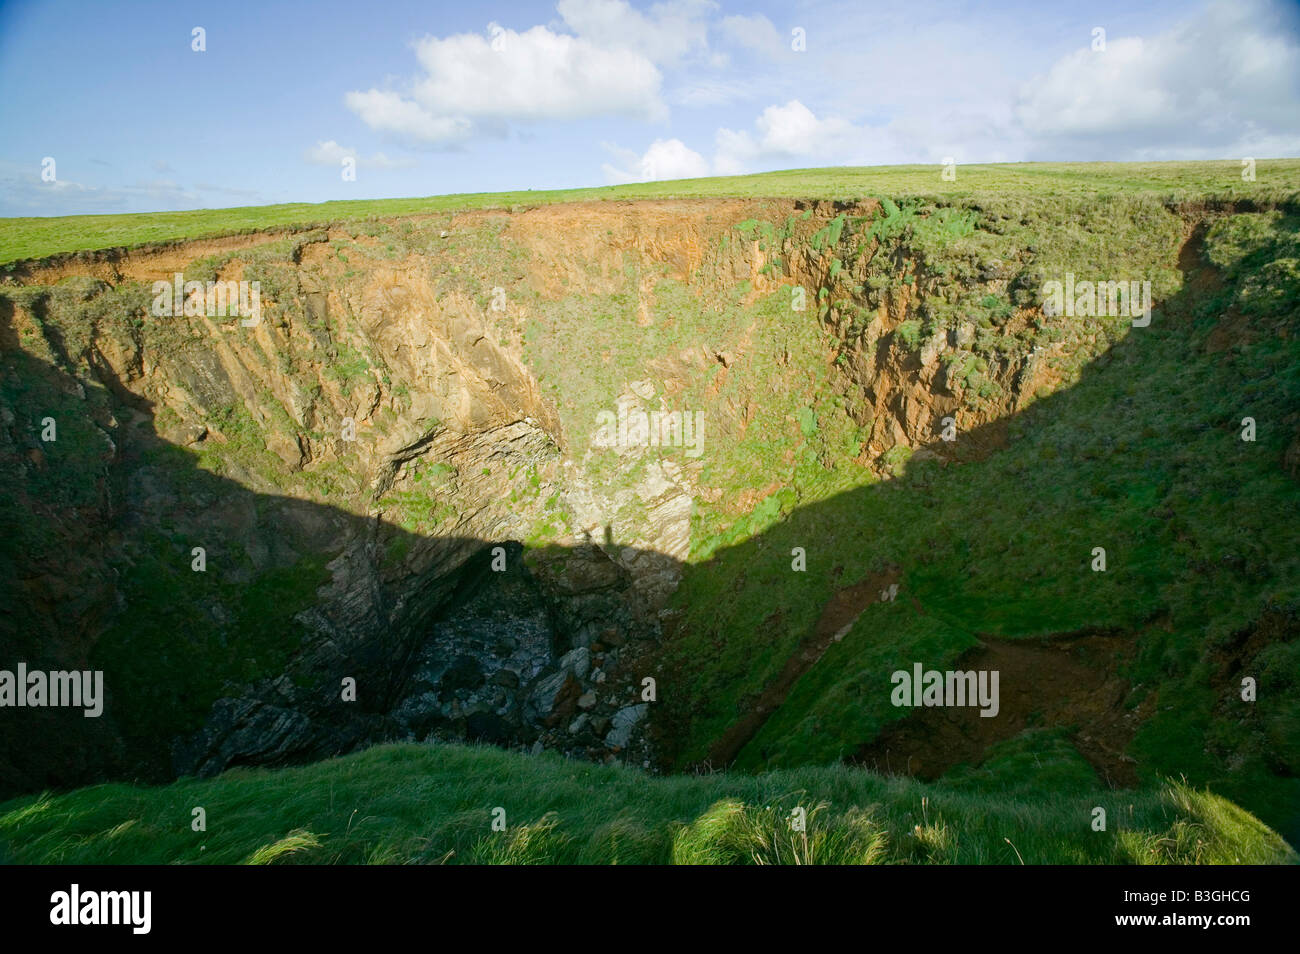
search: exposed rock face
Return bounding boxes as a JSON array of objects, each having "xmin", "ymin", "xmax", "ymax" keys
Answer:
[
  {"xmin": 175, "ymin": 541, "xmax": 660, "ymax": 777},
  {"xmin": 0, "ymin": 197, "xmax": 1137, "ymax": 794},
  {"xmin": 0, "ymin": 217, "xmax": 694, "ymax": 792}
]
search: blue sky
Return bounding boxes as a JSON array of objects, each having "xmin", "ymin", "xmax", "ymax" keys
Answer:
[{"xmin": 1, "ymin": 0, "xmax": 1297, "ymax": 216}]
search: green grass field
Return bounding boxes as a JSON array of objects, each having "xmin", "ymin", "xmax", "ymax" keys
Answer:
[
  {"xmin": 1, "ymin": 741, "xmax": 1292, "ymax": 865},
  {"xmin": 4, "ymin": 159, "xmax": 1299, "ymax": 266}
]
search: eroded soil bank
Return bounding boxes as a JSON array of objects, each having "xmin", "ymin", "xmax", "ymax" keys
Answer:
[{"xmin": 856, "ymin": 630, "xmax": 1146, "ymax": 786}]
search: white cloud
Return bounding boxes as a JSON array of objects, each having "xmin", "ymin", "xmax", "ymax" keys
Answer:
[
  {"xmin": 556, "ymin": 0, "xmax": 715, "ymax": 66},
  {"xmin": 0, "ymin": 162, "xmax": 266, "ymax": 216},
  {"xmin": 342, "ymin": 92, "xmax": 476, "ymax": 147},
  {"xmin": 304, "ymin": 140, "xmax": 354, "ymax": 165},
  {"xmin": 347, "ymin": 17, "xmax": 668, "ymax": 147},
  {"xmin": 605, "ymin": 99, "xmax": 879, "ymax": 183},
  {"xmin": 717, "ymin": 13, "xmax": 784, "ymax": 58},
  {"xmin": 602, "ymin": 138, "xmax": 710, "ymax": 182},
  {"xmin": 1015, "ymin": 0, "xmax": 1300, "ymax": 158},
  {"xmin": 715, "ymin": 100, "xmax": 863, "ymax": 171},
  {"xmin": 669, "ymin": 78, "xmax": 752, "ymax": 107},
  {"xmin": 411, "ymin": 24, "xmax": 665, "ymax": 122},
  {"xmin": 302, "ymin": 139, "xmax": 416, "ymax": 169}
]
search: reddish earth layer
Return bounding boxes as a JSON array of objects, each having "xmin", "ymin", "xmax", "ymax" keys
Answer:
[{"xmin": 855, "ymin": 630, "xmax": 1148, "ymax": 787}]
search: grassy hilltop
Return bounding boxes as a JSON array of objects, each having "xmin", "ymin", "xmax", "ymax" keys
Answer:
[{"xmin": 4, "ymin": 159, "xmax": 1299, "ymax": 266}]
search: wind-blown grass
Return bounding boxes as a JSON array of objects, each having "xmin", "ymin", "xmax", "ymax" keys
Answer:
[{"xmin": 0, "ymin": 743, "xmax": 1292, "ymax": 865}]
